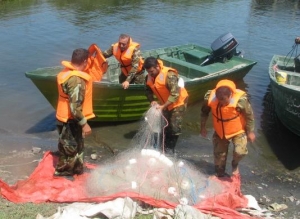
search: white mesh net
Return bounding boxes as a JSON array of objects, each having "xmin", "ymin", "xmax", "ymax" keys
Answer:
[
  {"xmin": 86, "ymin": 106, "xmax": 224, "ymax": 205},
  {"xmin": 132, "ymin": 105, "xmax": 168, "ymax": 151}
]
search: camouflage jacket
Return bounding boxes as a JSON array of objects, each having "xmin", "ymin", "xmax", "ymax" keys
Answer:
[
  {"xmin": 201, "ymin": 90, "xmax": 255, "ymax": 133},
  {"xmin": 145, "ymin": 70, "xmax": 180, "ymax": 104},
  {"xmin": 60, "ymin": 76, "xmax": 86, "ymax": 125},
  {"xmin": 102, "ymin": 45, "xmax": 142, "ymax": 83}
]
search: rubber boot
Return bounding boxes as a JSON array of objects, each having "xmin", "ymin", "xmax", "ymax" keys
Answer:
[
  {"xmin": 215, "ymin": 165, "xmax": 226, "ymax": 177},
  {"xmin": 165, "ymin": 135, "xmax": 179, "ymax": 156}
]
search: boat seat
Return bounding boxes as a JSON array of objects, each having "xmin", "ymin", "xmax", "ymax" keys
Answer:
[
  {"xmin": 159, "ymin": 55, "xmax": 208, "ymax": 78},
  {"xmin": 288, "ymin": 74, "xmax": 300, "ymax": 86},
  {"xmin": 183, "ymin": 50, "xmax": 210, "ymax": 60}
]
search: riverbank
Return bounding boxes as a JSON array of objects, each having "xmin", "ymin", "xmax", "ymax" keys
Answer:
[
  {"xmin": 0, "ymin": 103, "xmax": 299, "ymax": 218},
  {"xmin": 0, "ymin": 133, "xmax": 299, "ymax": 219}
]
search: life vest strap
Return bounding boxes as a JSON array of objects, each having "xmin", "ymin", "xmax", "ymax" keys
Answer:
[
  {"xmin": 120, "ymin": 64, "xmax": 132, "ymax": 68},
  {"xmin": 212, "ymin": 113, "xmax": 240, "ymax": 122}
]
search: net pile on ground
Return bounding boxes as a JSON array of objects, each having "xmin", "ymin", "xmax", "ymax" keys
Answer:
[
  {"xmin": 87, "ymin": 106, "xmax": 226, "ymax": 205},
  {"xmin": 0, "ymin": 106, "xmax": 258, "ymax": 219},
  {"xmin": 86, "ymin": 148, "xmax": 224, "ymax": 206}
]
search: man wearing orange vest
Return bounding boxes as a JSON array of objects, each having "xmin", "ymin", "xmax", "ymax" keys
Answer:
[
  {"xmin": 55, "ymin": 48, "xmax": 95, "ymax": 177},
  {"xmin": 144, "ymin": 57, "xmax": 189, "ymax": 155},
  {"xmin": 200, "ymin": 79, "xmax": 256, "ymax": 177},
  {"xmin": 102, "ymin": 33, "xmax": 145, "ymax": 89}
]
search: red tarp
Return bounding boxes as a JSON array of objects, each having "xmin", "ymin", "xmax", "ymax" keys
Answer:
[{"xmin": 0, "ymin": 151, "xmax": 256, "ymax": 219}]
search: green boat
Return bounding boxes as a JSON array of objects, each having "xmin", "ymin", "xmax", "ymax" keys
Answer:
[
  {"xmin": 269, "ymin": 53, "xmax": 300, "ymax": 136},
  {"xmin": 25, "ymin": 34, "xmax": 257, "ymax": 122}
]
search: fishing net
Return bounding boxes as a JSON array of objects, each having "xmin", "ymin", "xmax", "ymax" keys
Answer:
[
  {"xmin": 0, "ymin": 105, "xmax": 254, "ymax": 218},
  {"xmin": 132, "ymin": 105, "xmax": 168, "ymax": 151},
  {"xmin": 86, "ymin": 106, "xmax": 224, "ymax": 206}
]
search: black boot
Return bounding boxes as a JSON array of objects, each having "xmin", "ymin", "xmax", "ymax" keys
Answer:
[
  {"xmin": 214, "ymin": 165, "xmax": 230, "ymax": 177},
  {"xmin": 165, "ymin": 135, "xmax": 179, "ymax": 156}
]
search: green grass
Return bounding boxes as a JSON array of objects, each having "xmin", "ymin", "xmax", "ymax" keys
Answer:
[
  {"xmin": 0, "ymin": 197, "xmax": 156, "ymax": 219},
  {"xmin": 0, "ymin": 198, "xmax": 63, "ymax": 219}
]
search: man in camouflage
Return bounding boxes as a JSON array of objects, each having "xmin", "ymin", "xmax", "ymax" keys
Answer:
[
  {"xmin": 200, "ymin": 79, "xmax": 255, "ymax": 177},
  {"xmin": 55, "ymin": 48, "xmax": 94, "ymax": 177},
  {"xmin": 102, "ymin": 33, "xmax": 145, "ymax": 89},
  {"xmin": 144, "ymin": 57, "xmax": 189, "ymax": 155}
]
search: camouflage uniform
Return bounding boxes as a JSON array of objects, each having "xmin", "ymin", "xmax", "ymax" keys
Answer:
[
  {"xmin": 55, "ymin": 76, "xmax": 86, "ymax": 176},
  {"xmin": 201, "ymin": 90, "xmax": 255, "ymax": 176},
  {"xmin": 102, "ymin": 46, "xmax": 145, "ymax": 84},
  {"xmin": 145, "ymin": 71, "xmax": 187, "ymax": 153}
]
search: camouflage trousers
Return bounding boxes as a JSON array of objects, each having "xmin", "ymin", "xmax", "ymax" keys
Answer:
[
  {"xmin": 162, "ymin": 103, "xmax": 187, "ymax": 152},
  {"xmin": 212, "ymin": 132, "xmax": 248, "ymax": 176},
  {"xmin": 55, "ymin": 120, "xmax": 84, "ymax": 176}
]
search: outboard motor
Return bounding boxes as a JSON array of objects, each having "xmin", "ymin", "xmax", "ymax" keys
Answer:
[{"xmin": 201, "ymin": 32, "xmax": 240, "ymax": 66}]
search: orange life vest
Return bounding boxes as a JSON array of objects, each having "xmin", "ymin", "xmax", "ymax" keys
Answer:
[
  {"xmin": 146, "ymin": 60, "xmax": 188, "ymax": 111},
  {"xmin": 112, "ymin": 38, "xmax": 144, "ymax": 76},
  {"xmin": 56, "ymin": 61, "xmax": 95, "ymax": 123},
  {"xmin": 85, "ymin": 43, "xmax": 108, "ymax": 81},
  {"xmin": 208, "ymin": 79, "xmax": 246, "ymax": 139}
]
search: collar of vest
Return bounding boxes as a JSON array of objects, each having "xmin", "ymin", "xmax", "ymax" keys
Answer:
[
  {"xmin": 61, "ymin": 61, "xmax": 77, "ymax": 70},
  {"xmin": 128, "ymin": 37, "xmax": 132, "ymax": 45},
  {"xmin": 215, "ymin": 79, "xmax": 236, "ymax": 93},
  {"xmin": 114, "ymin": 37, "xmax": 134, "ymax": 50},
  {"xmin": 158, "ymin": 59, "xmax": 164, "ymax": 70}
]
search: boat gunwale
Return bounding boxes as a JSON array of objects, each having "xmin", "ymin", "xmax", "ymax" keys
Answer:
[
  {"xmin": 25, "ymin": 43, "xmax": 257, "ymax": 81},
  {"xmin": 26, "ymin": 65, "xmax": 256, "ymax": 90},
  {"xmin": 24, "ymin": 43, "xmax": 257, "ymax": 122},
  {"xmin": 269, "ymin": 54, "xmax": 300, "ymax": 92}
]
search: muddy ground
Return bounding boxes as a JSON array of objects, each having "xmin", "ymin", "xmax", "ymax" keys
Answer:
[
  {"xmin": 0, "ymin": 104, "xmax": 300, "ymax": 218},
  {"xmin": 0, "ymin": 135, "xmax": 299, "ymax": 219}
]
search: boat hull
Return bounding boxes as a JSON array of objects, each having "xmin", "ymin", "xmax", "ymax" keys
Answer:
[
  {"xmin": 26, "ymin": 44, "xmax": 257, "ymax": 122},
  {"xmin": 269, "ymin": 55, "xmax": 300, "ymax": 136}
]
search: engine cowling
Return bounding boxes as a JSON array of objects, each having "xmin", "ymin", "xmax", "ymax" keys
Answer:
[{"xmin": 201, "ymin": 32, "xmax": 240, "ymax": 66}]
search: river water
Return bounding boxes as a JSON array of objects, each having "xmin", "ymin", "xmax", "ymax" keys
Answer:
[{"xmin": 0, "ymin": 0, "xmax": 299, "ymax": 183}]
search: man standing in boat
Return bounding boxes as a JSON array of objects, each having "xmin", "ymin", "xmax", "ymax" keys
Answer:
[
  {"xmin": 200, "ymin": 79, "xmax": 256, "ymax": 177},
  {"xmin": 143, "ymin": 57, "xmax": 189, "ymax": 155},
  {"xmin": 54, "ymin": 48, "xmax": 94, "ymax": 177},
  {"xmin": 102, "ymin": 33, "xmax": 145, "ymax": 89}
]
